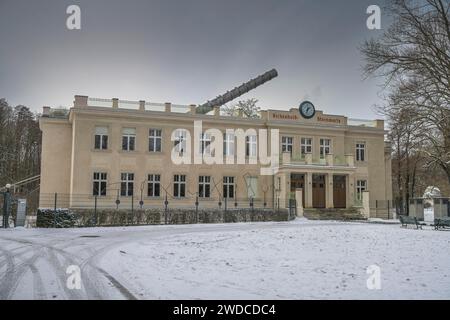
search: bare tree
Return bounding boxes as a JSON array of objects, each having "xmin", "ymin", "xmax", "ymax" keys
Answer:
[
  {"xmin": 361, "ymin": 0, "xmax": 450, "ymax": 185},
  {"xmin": 383, "ymin": 105, "xmax": 424, "ymax": 212},
  {"xmin": 221, "ymin": 98, "xmax": 261, "ymax": 118},
  {"xmin": 0, "ymin": 99, "xmax": 41, "ymax": 189}
]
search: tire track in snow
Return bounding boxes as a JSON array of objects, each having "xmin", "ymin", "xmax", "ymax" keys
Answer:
[
  {"xmin": 44, "ymin": 248, "xmax": 84, "ymax": 300},
  {"xmin": 0, "ymin": 246, "xmax": 15, "ymax": 298},
  {"xmin": 79, "ymin": 244, "xmax": 138, "ymax": 300},
  {"xmin": 0, "ymin": 248, "xmax": 43, "ymax": 299},
  {"xmin": 28, "ymin": 262, "xmax": 47, "ymax": 300},
  {"xmin": 0, "ymin": 236, "xmax": 135, "ymax": 300},
  {"xmin": 0, "ymin": 245, "xmax": 32, "ymax": 270},
  {"xmin": 0, "ymin": 242, "xmax": 47, "ymax": 299}
]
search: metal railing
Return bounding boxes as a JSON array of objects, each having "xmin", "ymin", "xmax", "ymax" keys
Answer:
[
  {"xmin": 347, "ymin": 118, "xmax": 377, "ymax": 127},
  {"xmin": 369, "ymin": 199, "xmax": 404, "ymax": 219},
  {"xmin": 37, "ymin": 192, "xmax": 290, "ymax": 227},
  {"xmin": 39, "ymin": 192, "xmax": 277, "ymax": 211}
]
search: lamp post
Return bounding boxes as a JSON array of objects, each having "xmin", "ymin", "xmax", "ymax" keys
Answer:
[
  {"xmin": 139, "ymin": 178, "xmax": 149, "ymax": 209},
  {"xmin": 2, "ymin": 184, "xmax": 11, "ymax": 228}
]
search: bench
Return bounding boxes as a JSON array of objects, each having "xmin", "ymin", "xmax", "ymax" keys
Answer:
[
  {"xmin": 433, "ymin": 217, "xmax": 450, "ymax": 230},
  {"xmin": 399, "ymin": 215, "xmax": 426, "ymax": 229}
]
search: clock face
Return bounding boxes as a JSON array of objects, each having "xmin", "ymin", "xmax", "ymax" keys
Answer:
[{"xmin": 299, "ymin": 101, "xmax": 316, "ymax": 119}]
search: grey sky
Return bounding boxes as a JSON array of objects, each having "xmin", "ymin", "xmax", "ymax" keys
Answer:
[{"xmin": 0, "ymin": 0, "xmax": 387, "ymax": 119}]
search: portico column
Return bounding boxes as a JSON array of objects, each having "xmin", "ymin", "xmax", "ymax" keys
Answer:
[
  {"xmin": 326, "ymin": 172, "xmax": 334, "ymax": 208},
  {"xmin": 277, "ymin": 172, "xmax": 289, "ymax": 209},
  {"xmin": 305, "ymin": 172, "xmax": 313, "ymax": 208},
  {"xmin": 348, "ymin": 173, "xmax": 355, "ymax": 207}
]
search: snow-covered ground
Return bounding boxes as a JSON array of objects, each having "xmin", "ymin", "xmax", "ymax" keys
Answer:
[{"xmin": 0, "ymin": 219, "xmax": 449, "ymax": 299}]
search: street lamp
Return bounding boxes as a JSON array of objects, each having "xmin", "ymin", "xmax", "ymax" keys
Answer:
[
  {"xmin": 139, "ymin": 178, "xmax": 149, "ymax": 209},
  {"xmin": 2, "ymin": 184, "xmax": 12, "ymax": 228}
]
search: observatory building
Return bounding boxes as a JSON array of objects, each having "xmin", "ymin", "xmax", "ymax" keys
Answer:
[{"xmin": 38, "ymin": 95, "xmax": 392, "ymax": 212}]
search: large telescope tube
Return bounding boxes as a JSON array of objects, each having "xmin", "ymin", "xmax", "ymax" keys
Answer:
[{"xmin": 196, "ymin": 68, "xmax": 278, "ymax": 114}]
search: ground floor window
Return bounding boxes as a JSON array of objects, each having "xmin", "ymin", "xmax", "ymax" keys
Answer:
[
  {"xmin": 120, "ymin": 173, "xmax": 134, "ymax": 196},
  {"xmin": 148, "ymin": 174, "xmax": 161, "ymax": 197},
  {"xmin": 356, "ymin": 180, "xmax": 367, "ymax": 201},
  {"xmin": 174, "ymin": 174, "xmax": 186, "ymax": 197},
  {"xmin": 245, "ymin": 176, "xmax": 258, "ymax": 199},
  {"xmin": 223, "ymin": 176, "xmax": 235, "ymax": 198},
  {"xmin": 198, "ymin": 176, "xmax": 211, "ymax": 198},
  {"xmin": 93, "ymin": 172, "xmax": 107, "ymax": 196}
]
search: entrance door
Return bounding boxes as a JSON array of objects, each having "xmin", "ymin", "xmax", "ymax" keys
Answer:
[
  {"xmin": 290, "ymin": 174, "xmax": 305, "ymax": 206},
  {"xmin": 333, "ymin": 175, "xmax": 346, "ymax": 208},
  {"xmin": 312, "ymin": 174, "xmax": 325, "ymax": 208}
]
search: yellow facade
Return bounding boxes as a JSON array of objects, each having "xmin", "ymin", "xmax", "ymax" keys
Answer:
[{"xmin": 39, "ymin": 95, "xmax": 392, "ymax": 212}]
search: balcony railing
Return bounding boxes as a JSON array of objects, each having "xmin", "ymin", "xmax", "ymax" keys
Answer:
[
  {"xmin": 281, "ymin": 152, "xmax": 355, "ymax": 167},
  {"xmin": 41, "ymin": 107, "xmax": 69, "ymax": 119},
  {"xmin": 75, "ymin": 96, "xmax": 260, "ymax": 120},
  {"xmin": 347, "ymin": 118, "xmax": 377, "ymax": 127}
]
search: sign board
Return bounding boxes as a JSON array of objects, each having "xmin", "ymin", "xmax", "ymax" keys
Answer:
[
  {"xmin": 317, "ymin": 116, "xmax": 342, "ymax": 124},
  {"xmin": 269, "ymin": 109, "xmax": 347, "ymax": 125},
  {"xmin": 16, "ymin": 198, "xmax": 27, "ymax": 227}
]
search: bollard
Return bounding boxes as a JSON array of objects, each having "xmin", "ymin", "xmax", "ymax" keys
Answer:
[
  {"xmin": 94, "ymin": 195, "xmax": 98, "ymax": 225},
  {"xmin": 195, "ymin": 196, "xmax": 199, "ymax": 224},
  {"xmin": 54, "ymin": 193, "xmax": 58, "ymax": 228}
]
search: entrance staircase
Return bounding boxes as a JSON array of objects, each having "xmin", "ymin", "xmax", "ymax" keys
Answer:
[{"xmin": 303, "ymin": 207, "xmax": 366, "ymax": 221}]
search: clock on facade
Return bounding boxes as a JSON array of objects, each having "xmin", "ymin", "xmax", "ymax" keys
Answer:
[{"xmin": 299, "ymin": 101, "xmax": 316, "ymax": 119}]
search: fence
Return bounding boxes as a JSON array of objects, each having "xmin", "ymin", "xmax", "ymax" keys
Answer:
[
  {"xmin": 39, "ymin": 192, "xmax": 280, "ymax": 211},
  {"xmin": 37, "ymin": 192, "xmax": 296, "ymax": 227},
  {"xmin": 369, "ymin": 199, "xmax": 404, "ymax": 219}
]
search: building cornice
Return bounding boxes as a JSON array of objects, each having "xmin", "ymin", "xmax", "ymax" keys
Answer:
[{"xmin": 65, "ymin": 106, "xmax": 386, "ymax": 135}]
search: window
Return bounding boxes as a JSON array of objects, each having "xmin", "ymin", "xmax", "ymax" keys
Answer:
[
  {"xmin": 120, "ymin": 173, "xmax": 134, "ymax": 196},
  {"xmin": 356, "ymin": 180, "xmax": 367, "ymax": 201},
  {"xmin": 246, "ymin": 135, "xmax": 257, "ymax": 157},
  {"xmin": 174, "ymin": 174, "xmax": 186, "ymax": 197},
  {"xmin": 319, "ymin": 138, "xmax": 331, "ymax": 159},
  {"xmin": 282, "ymin": 137, "xmax": 293, "ymax": 154},
  {"xmin": 147, "ymin": 174, "xmax": 161, "ymax": 197},
  {"xmin": 93, "ymin": 172, "xmax": 107, "ymax": 196},
  {"xmin": 199, "ymin": 133, "xmax": 211, "ymax": 155},
  {"xmin": 223, "ymin": 176, "xmax": 235, "ymax": 198},
  {"xmin": 301, "ymin": 138, "xmax": 312, "ymax": 155},
  {"xmin": 198, "ymin": 176, "xmax": 211, "ymax": 198},
  {"xmin": 94, "ymin": 127, "xmax": 108, "ymax": 150},
  {"xmin": 174, "ymin": 130, "xmax": 187, "ymax": 156},
  {"xmin": 122, "ymin": 128, "xmax": 136, "ymax": 151},
  {"xmin": 223, "ymin": 133, "xmax": 235, "ymax": 156},
  {"xmin": 245, "ymin": 176, "xmax": 258, "ymax": 198},
  {"xmin": 356, "ymin": 142, "xmax": 366, "ymax": 162},
  {"xmin": 149, "ymin": 129, "xmax": 162, "ymax": 152}
]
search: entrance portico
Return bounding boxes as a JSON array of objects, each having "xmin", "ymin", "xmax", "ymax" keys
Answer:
[{"xmin": 279, "ymin": 152, "xmax": 357, "ymax": 209}]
